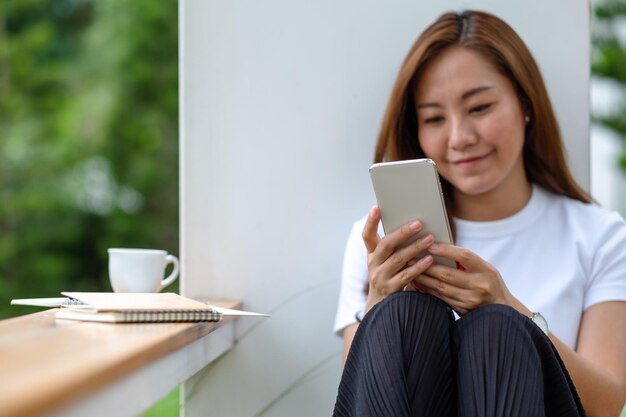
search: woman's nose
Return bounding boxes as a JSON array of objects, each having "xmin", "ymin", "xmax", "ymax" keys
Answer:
[{"xmin": 448, "ymin": 117, "xmax": 477, "ymax": 150}]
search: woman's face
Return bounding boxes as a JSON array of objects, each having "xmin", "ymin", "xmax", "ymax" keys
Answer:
[{"xmin": 414, "ymin": 47, "xmax": 528, "ymax": 199}]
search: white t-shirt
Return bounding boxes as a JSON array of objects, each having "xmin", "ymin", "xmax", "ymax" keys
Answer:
[{"xmin": 333, "ymin": 185, "xmax": 626, "ymax": 349}]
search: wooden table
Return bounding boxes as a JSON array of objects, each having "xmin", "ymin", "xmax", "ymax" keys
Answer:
[{"xmin": 0, "ymin": 300, "xmax": 240, "ymax": 417}]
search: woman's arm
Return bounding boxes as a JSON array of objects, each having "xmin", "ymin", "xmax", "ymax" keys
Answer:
[
  {"xmin": 361, "ymin": 206, "xmax": 435, "ymax": 314},
  {"xmin": 342, "ymin": 323, "xmax": 359, "ymax": 366},
  {"xmin": 551, "ymin": 302, "xmax": 626, "ymax": 417},
  {"xmin": 418, "ymin": 243, "xmax": 626, "ymax": 417},
  {"xmin": 340, "ymin": 206, "xmax": 436, "ymax": 366},
  {"xmin": 506, "ymin": 297, "xmax": 626, "ymax": 417}
]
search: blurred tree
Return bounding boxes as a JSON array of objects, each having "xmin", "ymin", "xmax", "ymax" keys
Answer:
[
  {"xmin": 592, "ymin": 0, "xmax": 626, "ymax": 170},
  {"xmin": 0, "ymin": 0, "xmax": 178, "ymax": 318}
]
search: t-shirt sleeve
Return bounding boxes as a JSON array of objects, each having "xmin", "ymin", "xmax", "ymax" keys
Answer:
[
  {"xmin": 585, "ymin": 210, "xmax": 626, "ymax": 309},
  {"xmin": 333, "ymin": 218, "xmax": 369, "ymax": 336}
]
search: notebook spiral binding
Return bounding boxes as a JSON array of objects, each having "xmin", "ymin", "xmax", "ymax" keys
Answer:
[{"xmin": 120, "ymin": 309, "xmax": 222, "ymax": 323}]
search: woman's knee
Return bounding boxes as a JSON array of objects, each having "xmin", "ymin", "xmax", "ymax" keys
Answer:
[
  {"xmin": 456, "ymin": 304, "xmax": 543, "ymax": 355},
  {"xmin": 369, "ymin": 291, "xmax": 450, "ymax": 320},
  {"xmin": 362, "ymin": 292, "xmax": 453, "ymax": 341},
  {"xmin": 458, "ymin": 304, "xmax": 526, "ymax": 332}
]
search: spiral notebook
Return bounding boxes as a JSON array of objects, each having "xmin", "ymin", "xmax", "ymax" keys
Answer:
[{"xmin": 50, "ymin": 292, "xmax": 245, "ymax": 323}]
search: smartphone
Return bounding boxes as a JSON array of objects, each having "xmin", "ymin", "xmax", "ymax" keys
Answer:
[{"xmin": 369, "ymin": 158, "xmax": 455, "ymax": 268}]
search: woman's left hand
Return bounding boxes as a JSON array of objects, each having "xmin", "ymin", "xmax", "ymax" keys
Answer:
[{"xmin": 410, "ymin": 243, "xmax": 516, "ymax": 315}]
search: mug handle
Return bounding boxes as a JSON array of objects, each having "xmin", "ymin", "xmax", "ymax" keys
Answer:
[{"xmin": 160, "ymin": 254, "xmax": 180, "ymax": 290}]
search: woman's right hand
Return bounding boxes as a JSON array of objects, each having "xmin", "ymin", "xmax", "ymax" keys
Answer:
[{"xmin": 362, "ymin": 206, "xmax": 435, "ymax": 314}]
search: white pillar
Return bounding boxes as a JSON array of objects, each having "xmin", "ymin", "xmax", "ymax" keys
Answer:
[{"xmin": 180, "ymin": 1, "xmax": 589, "ymax": 415}]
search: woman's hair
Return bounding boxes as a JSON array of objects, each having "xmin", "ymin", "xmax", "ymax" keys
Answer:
[{"xmin": 374, "ymin": 10, "xmax": 591, "ymax": 217}]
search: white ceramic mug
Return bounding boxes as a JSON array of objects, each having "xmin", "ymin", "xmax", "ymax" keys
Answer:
[{"xmin": 108, "ymin": 248, "xmax": 179, "ymax": 293}]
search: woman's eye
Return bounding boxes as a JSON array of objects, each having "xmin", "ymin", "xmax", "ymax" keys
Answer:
[
  {"xmin": 423, "ymin": 115, "xmax": 444, "ymax": 124},
  {"xmin": 470, "ymin": 103, "xmax": 492, "ymax": 114}
]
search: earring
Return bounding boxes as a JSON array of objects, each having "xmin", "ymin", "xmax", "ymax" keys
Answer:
[{"xmin": 525, "ymin": 116, "xmax": 530, "ymax": 123}]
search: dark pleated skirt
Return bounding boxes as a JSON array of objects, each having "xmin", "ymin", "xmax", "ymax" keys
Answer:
[{"xmin": 333, "ymin": 292, "xmax": 585, "ymax": 417}]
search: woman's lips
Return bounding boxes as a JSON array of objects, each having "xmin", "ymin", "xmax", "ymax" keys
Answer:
[{"xmin": 453, "ymin": 151, "xmax": 493, "ymax": 167}]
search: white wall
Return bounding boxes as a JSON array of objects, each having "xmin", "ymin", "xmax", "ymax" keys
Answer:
[{"xmin": 180, "ymin": 1, "xmax": 589, "ymax": 416}]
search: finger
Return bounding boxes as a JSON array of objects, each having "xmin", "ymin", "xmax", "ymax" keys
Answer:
[
  {"xmin": 427, "ymin": 243, "xmax": 483, "ymax": 271},
  {"xmin": 424, "ymin": 263, "xmax": 470, "ymax": 289},
  {"xmin": 414, "ymin": 272, "xmax": 465, "ymax": 301},
  {"xmin": 416, "ymin": 274, "xmax": 480, "ymax": 315},
  {"xmin": 409, "ymin": 281, "xmax": 430, "ymax": 292},
  {"xmin": 389, "ymin": 255, "xmax": 434, "ymax": 291},
  {"xmin": 397, "ymin": 233, "xmax": 434, "ymax": 260},
  {"xmin": 387, "ymin": 218, "xmax": 423, "ymax": 248},
  {"xmin": 415, "ymin": 282, "xmax": 468, "ymax": 315},
  {"xmin": 369, "ymin": 258, "xmax": 432, "ymax": 299},
  {"xmin": 368, "ymin": 219, "xmax": 423, "ymax": 271},
  {"xmin": 415, "ymin": 273, "xmax": 446, "ymax": 295},
  {"xmin": 407, "ymin": 260, "xmax": 432, "ymax": 292},
  {"xmin": 376, "ymin": 234, "xmax": 434, "ymax": 281},
  {"xmin": 362, "ymin": 206, "xmax": 382, "ymax": 254}
]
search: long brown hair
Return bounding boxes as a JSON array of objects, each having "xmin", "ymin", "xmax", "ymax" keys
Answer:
[{"xmin": 374, "ymin": 10, "xmax": 590, "ymax": 224}]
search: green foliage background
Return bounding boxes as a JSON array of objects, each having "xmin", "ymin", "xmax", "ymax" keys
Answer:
[
  {"xmin": 0, "ymin": 0, "xmax": 179, "ymax": 319},
  {"xmin": 593, "ymin": 0, "xmax": 626, "ymax": 171}
]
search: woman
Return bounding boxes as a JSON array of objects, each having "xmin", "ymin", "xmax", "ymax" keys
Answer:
[{"xmin": 333, "ymin": 10, "xmax": 626, "ymax": 417}]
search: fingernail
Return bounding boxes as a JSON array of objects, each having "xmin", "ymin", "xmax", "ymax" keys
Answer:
[
  {"xmin": 429, "ymin": 243, "xmax": 439, "ymax": 250},
  {"xmin": 410, "ymin": 221, "xmax": 421, "ymax": 230},
  {"xmin": 421, "ymin": 234, "xmax": 434, "ymax": 244},
  {"xmin": 421, "ymin": 255, "xmax": 433, "ymax": 265}
]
